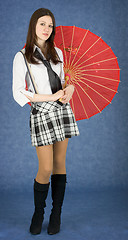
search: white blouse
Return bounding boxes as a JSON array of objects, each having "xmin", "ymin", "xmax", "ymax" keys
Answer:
[{"xmin": 12, "ymin": 45, "xmax": 65, "ymax": 107}]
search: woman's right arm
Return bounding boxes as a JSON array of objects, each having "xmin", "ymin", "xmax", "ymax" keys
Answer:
[{"xmin": 12, "ymin": 52, "xmax": 35, "ymax": 107}]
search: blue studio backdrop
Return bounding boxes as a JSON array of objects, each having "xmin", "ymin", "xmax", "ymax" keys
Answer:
[{"xmin": 0, "ymin": 0, "xmax": 128, "ymax": 192}]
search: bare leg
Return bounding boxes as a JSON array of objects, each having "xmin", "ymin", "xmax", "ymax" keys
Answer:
[
  {"xmin": 52, "ymin": 138, "xmax": 69, "ymax": 174},
  {"xmin": 35, "ymin": 144, "xmax": 53, "ymax": 184}
]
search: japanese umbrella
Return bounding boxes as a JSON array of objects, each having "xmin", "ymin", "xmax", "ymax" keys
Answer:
[{"xmin": 54, "ymin": 26, "xmax": 120, "ymax": 121}]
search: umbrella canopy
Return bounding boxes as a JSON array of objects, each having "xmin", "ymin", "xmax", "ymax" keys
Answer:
[{"xmin": 54, "ymin": 26, "xmax": 120, "ymax": 121}]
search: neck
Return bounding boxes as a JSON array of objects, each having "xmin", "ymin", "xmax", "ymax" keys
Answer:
[
  {"xmin": 37, "ymin": 41, "xmax": 47, "ymax": 51},
  {"xmin": 36, "ymin": 45, "xmax": 48, "ymax": 60}
]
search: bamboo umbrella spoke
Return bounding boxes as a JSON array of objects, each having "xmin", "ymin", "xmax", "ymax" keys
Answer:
[
  {"xmin": 68, "ymin": 26, "xmax": 75, "ymax": 66},
  {"xmin": 74, "ymin": 72, "xmax": 119, "ymax": 84},
  {"xmin": 76, "ymin": 57, "xmax": 117, "ymax": 70},
  {"xmin": 74, "ymin": 87, "xmax": 89, "ymax": 119},
  {"xmin": 72, "ymin": 47, "xmax": 111, "ymax": 69},
  {"xmin": 64, "ymin": 66, "xmax": 119, "ymax": 89},
  {"xmin": 73, "ymin": 36, "xmax": 102, "ymax": 67},
  {"xmin": 77, "ymin": 73, "xmax": 120, "ymax": 82},
  {"xmin": 75, "ymin": 76, "xmax": 117, "ymax": 92},
  {"xmin": 75, "ymin": 81, "xmax": 101, "ymax": 113},
  {"xmin": 70, "ymin": 29, "xmax": 89, "ymax": 67},
  {"xmin": 74, "ymin": 69, "xmax": 120, "ymax": 73},
  {"xmin": 74, "ymin": 79, "xmax": 112, "ymax": 104}
]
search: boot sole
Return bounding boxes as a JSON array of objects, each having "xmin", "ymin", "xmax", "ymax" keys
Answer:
[
  {"xmin": 30, "ymin": 226, "xmax": 42, "ymax": 235},
  {"xmin": 30, "ymin": 231, "xmax": 41, "ymax": 235},
  {"xmin": 48, "ymin": 231, "xmax": 59, "ymax": 235},
  {"xmin": 47, "ymin": 228, "xmax": 60, "ymax": 235}
]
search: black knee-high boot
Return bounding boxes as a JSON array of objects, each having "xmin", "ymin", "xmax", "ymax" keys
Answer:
[
  {"xmin": 30, "ymin": 179, "xmax": 50, "ymax": 235},
  {"xmin": 47, "ymin": 174, "xmax": 67, "ymax": 235}
]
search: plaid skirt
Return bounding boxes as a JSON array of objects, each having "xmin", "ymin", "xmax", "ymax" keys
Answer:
[{"xmin": 30, "ymin": 101, "xmax": 80, "ymax": 146}]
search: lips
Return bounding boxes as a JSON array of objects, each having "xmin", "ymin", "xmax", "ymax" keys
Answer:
[{"xmin": 43, "ymin": 33, "xmax": 49, "ymax": 36}]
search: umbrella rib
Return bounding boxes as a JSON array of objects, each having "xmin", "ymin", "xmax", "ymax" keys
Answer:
[
  {"xmin": 69, "ymin": 26, "xmax": 75, "ymax": 66},
  {"xmin": 77, "ymin": 57, "xmax": 117, "ymax": 70},
  {"xmin": 75, "ymin": 78, "xmax": 112, "ymax": 103},
  {"xmin": 72, "ymin": 47, "xmax": 111, "ymax": 69},
  {"xmin": 73, "ymin": 36, "xmax": 102, "ymax": 67},
  {"xmin": 74, "ymin": 75, "xmax": 118, "ymax": 92},
  {"xmin": 74, "ymin": 81, "xmax": 101, "ymax": 113},
  {"xmin": 74, "ymin": 86, "xmax": 89, "ymax": 119},
  {"xmin": 60, "ymin": 25, "xmax": 68, "ymax": 66},
  {"xmin": 75, "ymin": 68, "xmax": 120, "ymax": 72},
  {"xmin": 70, "ymin": 29, "xmax": 89, "ymax": 67},
  {"xmin": 76, "ymin": 73, "xmax": 120, "ymax": 82}
]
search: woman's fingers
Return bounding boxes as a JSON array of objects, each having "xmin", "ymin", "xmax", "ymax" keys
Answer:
[
  {"xmin": 60, "ymin": 95, "xmax": 69, "ymax": 103},
  {"xmin": 61, "ymin": 94, "xmax": 67, "ymax": 100},
  {"xmin": 55, "ymin": 85, "xmax": 74, "ymax": 103}
]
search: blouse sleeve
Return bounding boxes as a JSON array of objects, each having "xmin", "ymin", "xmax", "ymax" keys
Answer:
[{"xmin": 12, "ymin": 52, "xmax": 34, "ymax": 107}]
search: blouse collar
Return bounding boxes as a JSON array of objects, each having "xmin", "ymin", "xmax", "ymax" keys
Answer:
[{"xmin": 33, "ymin": 44, "xmax": 46, "ymax": 60}]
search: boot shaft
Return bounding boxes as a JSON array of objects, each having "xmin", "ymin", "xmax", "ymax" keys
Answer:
[
  {"xmin": 47, "ymin": 174, "xmax": 67, "ymax": 235},
  {"xmin": 33, "ymin": 179, "xmax": 50, "ymax": 211},
  {"xmin": 51, "ymin": 174, "xmax": 67, "ymax": 209}
]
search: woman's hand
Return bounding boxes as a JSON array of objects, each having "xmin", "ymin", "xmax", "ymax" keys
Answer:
[
  {"xmin": 60, "ymin": 85, "xmax": 75, "ymax": 104},
  {"xmin": 52, "ymin": 90, "xmax": 64, "ymax": 101}
]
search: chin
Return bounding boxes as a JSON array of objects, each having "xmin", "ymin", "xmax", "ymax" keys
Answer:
[{"xmin": 43, "ymin": 36, "xmax": 49, "ymax": 41}]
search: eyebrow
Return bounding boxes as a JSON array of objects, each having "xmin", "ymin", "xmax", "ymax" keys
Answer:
[{"xmin": 39, "ymin": 20, "xmax": 53, "ymax": 25}]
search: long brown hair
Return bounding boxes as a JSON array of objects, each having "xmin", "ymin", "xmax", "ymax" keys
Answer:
[{"xmin": 25, "ymin": 8, "xmax": 61, "ymax": 64}]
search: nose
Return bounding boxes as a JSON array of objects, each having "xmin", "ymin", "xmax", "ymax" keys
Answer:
[{"xmin": 44, "ymin": 25, "xmax": 49, "ymax": 32}]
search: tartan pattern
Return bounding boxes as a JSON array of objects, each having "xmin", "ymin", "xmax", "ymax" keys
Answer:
[{"xmin": 30, "ymin": 101, "xmax": 80, "ymax": 146}]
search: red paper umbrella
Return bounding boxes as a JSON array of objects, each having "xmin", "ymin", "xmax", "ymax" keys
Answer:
[{"xmin": 54, "ymin": 26, "xmax": 120, "ymax": 121}]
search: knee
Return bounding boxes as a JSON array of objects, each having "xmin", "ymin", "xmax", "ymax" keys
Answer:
[
  {"xmin": 44, "ymin": 165, "xmax": 52, "ymax": 177},
  {"xmin": 38, "ymin": 165, "xmax": 52, "ymax": 179}
]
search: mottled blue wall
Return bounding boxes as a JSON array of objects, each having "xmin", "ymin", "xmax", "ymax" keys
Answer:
[{"xmin": 0, "ymin": 0, "xmax": 128, "ymax": 191}]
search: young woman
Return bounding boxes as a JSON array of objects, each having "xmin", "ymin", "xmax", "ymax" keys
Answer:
[{"xmin": 12, "ymin": 8, "xmax": 79, "ymax": 235}]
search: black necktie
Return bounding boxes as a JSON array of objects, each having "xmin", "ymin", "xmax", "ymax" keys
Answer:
[{"xmin": 34, "ymin": 48, "xmax": 62, "ymax": 94}]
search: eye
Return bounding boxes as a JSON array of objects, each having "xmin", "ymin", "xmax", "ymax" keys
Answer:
[
  {"xmin": 49, "ymin": 25, "xmax": 53, "ymax": 28},
  {"xmin": 40, "ymin": 23, "xmax": 45, "ymax": 26}
]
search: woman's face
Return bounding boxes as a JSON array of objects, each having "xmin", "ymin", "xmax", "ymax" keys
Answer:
[{"xmin": 35, "ymin": 15, "xmax": 53, "ymax": 46}]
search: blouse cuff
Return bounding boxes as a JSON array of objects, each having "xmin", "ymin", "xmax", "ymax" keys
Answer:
[
  {"xmin": 20, "ymin": 89, "xmax": 34, "ymax": 98},
  {"xmin": 13, "ymin": 90, "xmax": 34, "ymax": 107}
]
